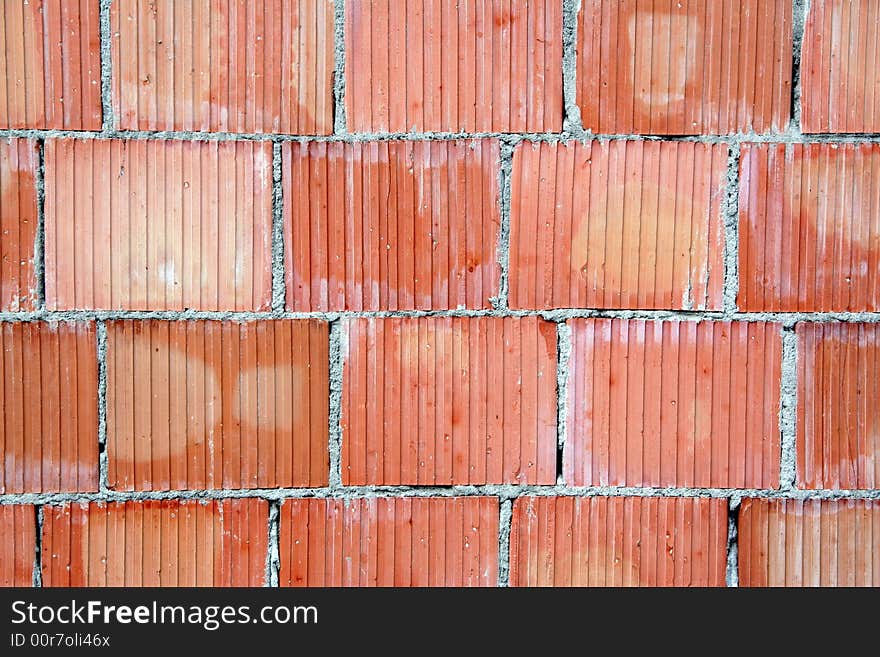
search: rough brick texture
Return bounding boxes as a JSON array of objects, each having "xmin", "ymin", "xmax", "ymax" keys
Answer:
[
  {"xmin": 0, "ymin": 138, "xmax": 38, "ymax": 311},
  {"xmin": 510, "ymin": 496, "xmax": 727, "ymax": 587},
  {"xmin": 111, "ymin": 0, "xmax": 334, "ymax": 134},
  {"xmin": 578, "ymin": 0, "xmax": 792, "ymax": 135},
  {"xmin": 739, "ymin": 498, "xmax": 880, "ymax": 587},
  {"xmin": 341, "ymin": 316, "xmax": 557, "ymax": 485},
  {"xmin": 279, "ymin": 497, "xmax": 499, "ymax": 586},
  {"xmin": 42, "ymin": 499, "xmax": 268, "ymax": 587},
  {"xmin": 1, "ymin": 322, "xmax": 98, "ymax": 494},
  {"xmin": 0, "ymin": 504, "xmax": 35, "ymax": 586},
  {"xmin": 44, "ymin": 139, "xmax": 273, "ymax": 311},
  {"xmin": 0, "ymin": 0, "xmax": 102, "ymax": 129},
  {"xmin": 106, "ymin": 319, "xmax": 329, "ymax": 491},
  {"xmin": 797, "ymin": 322, "xmax": 880, "ymax": 490}
]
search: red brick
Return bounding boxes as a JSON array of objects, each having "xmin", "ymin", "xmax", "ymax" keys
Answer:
[
  {"xmin": 341, "ymin": 317, "xmax": 557, "ymax": 485},
  {"xmin": 111, "ymin": 0, "xmax": 333, "ymax": 134},
  {"xmin": 42, "ymin": 499, "xmax": 268, "ymax": 587},
  {"xmin": 279, "ymin": 497, "xmax": 498, "ymax": 586},
  {"xmin": 797, "ymin": 323, "xmax": 880, "ymax": 490},
  {"xmin": 106, "ymin": 320, "xmax": 328, "ymax": 491},
  {"xmin": 739, "ymin": 143, "xmax": 880, "ymax": 312},
  {"xmin": 44, "ymin": 139, "xmax": 273, "ymax": 311},
  {"xmin": 510, "ymin": 496, "xmax": 727, "ymax": 587},
  {"xmin": 801, "ymin": 0, "xmax": 880, "ymax": 133},
  {"xmin": 739, "ymin": 498, "xmax": 880, "ymax": 586},
  {"xmin": 0, "ymin": 1, "xmax": 101, "ymax": 129},
  {"xmin": 564, "ymin": 319, "xmax": 781, "ymax": 488},
  {"xmin": 284, "ymin": 140, "xmax": 500, "ymax": 311},
  {"xmin": 345, "ymin": 0, "xmax": 562, "ymax": 133},
  {"xmin": 1, "ymin": 322, "xmax": 98, "ymax": 494},
  {"xmin": 509, "ymin": 140, "xmax": 726, "ymax": 310},
  {"xmin": 0, "ymin": 138, "xmax": 38, "ymax": 311},
  {"xmin": 578, "ymin": 0, "xmax": 791, "ymax": 134},
  {"xmin": 0, "ymin": 505, "xmax": 35, "ymax": 586}
]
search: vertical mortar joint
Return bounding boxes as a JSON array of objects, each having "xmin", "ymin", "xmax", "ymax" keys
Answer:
[
  {"xmin": 721, "ymin": 143, "xmax": 741, "ymax": 315},
  {"xmin": 332, "ymin": 0, "xmax": 347, "ymax": 134},
  {"xmin": 562, "ymin": 0, "xmax": 584, "ymax": 136},
  {"xmin": 497, "ymin": 498, "xmax": 513, "ymax": 587},
  {"xmin": 779, "ymin": 327, "xmax": 799, "ymax": 490},
  {"xmin": 494, "ymin": 140, "xmax": 516, "ymax": 311},
  {"xmin": 266, "ymin": 500, "xmax": 281, "ymax": 587},
  {"xmin": 555, "ymin": 321, "xmax": 572, "ymax": 485},
  {"xmin": 32, "ymin": 505, "xmax": 44, "ymax": 587},
  {"xmin": 96, "ymin": 321, "xmax": 110, "ymax": 492},
  {"xmin": 791, "ymin": 0, "xmax": 810, "ymax": 133},
  {"xmin": 99, "ymin": 0, "xmax": 115, "ymax": 131},
  {"xmin": 34, "ymin": 139, "xmax": 46, "ymax": 310},
  {"xmin": 271, "ymin": 141, "xmax": 286, "ymax": 313},
  {"xmin": 725, "ymin": 496, "xmax": 740, "ymax": 587},
  {"xmin": 328, "ymin": 319, "xmax": 345, "ymax": 488}
]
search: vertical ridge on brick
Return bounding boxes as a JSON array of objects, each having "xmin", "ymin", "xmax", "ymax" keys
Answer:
[
  {"xmin": 797, "ymin": 323, "xmax": 880, "ymax": 490},
  {"xmin": 0, "ymin": 0, "xmax": 101, "ymax": 129},
  {"xmin": 1, "ymin": 322, "xmax": 98, "ymax": 494},
  {"xmin": 111, "ymin": 0, "xmax": 333, "ymax": 134},
  {"xmin": 342, "ymin": 316, "xmax": 557, "ymax": 485},
  {"xmin": 739, "ymin": 498, "xmax": 880, "ymax": 586},
  {"xmin": 739, "ymin": 143, "xmax": 880, "ymax": 312},
  {"xmin": 0, "ymin": 139, "xmax": 38, "ymax": 311},
  {"xmin": 345, "ymin": 0, "xmax": 562, "ymax": 133},
  {"xmin": 565, "ymin": 318, "xmax": 781, "ymax": 488},
  {"xmin": 42, "ymin": 499, "xmax": 268, "ymax": 587},
  {"xmin": 578, "ymin": 0, "xmax": 791, "ymax": 135},
  {"xmin": 284, "ymin": 140, "xmax": 500, "ymax": 311},
  {"xmin": 279, "ymin": 497, "xmax": 499, "ymax": 586},
  {"xmin": 44, "ymin": 139, "xmax": 273, "ymax": 311},
  {"xmin": 509, "ymin": 140, "xmax": 726, "ymax": 310},
  {"xmin": 106, "ymin": 320, "xmax": 329, "ymax": 491},
  {"xmin": 0, "ymin": 505, "xmax": 35, "ymax": 586},
  {"xmin": 510, "ymin": 496, "xmax": 727, "ymax": 587},
  {"xmin": 802, "ymin": 0, "xmax": 880, "ymax": 133}
]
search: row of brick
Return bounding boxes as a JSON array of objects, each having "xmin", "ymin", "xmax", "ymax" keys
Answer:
[
  {"xmin": 1, "ymin": 1, "xmax": 875, "ymax": 135},
  {"xmin": 2, "ymin": 497, "xmax": 877, "ymax": 586},
  {"xmin": 5, "ymin": 137, "xmax": 880, "ymax": 312},
  {"xmin": 2, "ymin": 317, "xmax": 877, "ymax": 493}
]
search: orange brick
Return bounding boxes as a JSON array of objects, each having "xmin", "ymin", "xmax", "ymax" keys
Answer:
[
  {"xmin": 44, "ymin": 139, "xmax": 272, "ymax": 311},
  {"xmin": 802, "ymin": 0, "xmax": 880, "ymax": 133},
  {"xmin": 739, "ymin": 143, "xmax": 880, "ymax": 312},
  {"xmin": 0, "ymin": 139, "xmax": 38, "ymax": 311},
  {"xmin": 42, "ymin": 499, "xmax": 268, "ymax": 587},
  {"xmin": 739, "ymin": 498, "xmax": 880, "ymax": 586},
  {"xmin": 0, "ymin": 1, "xmax": 101, "ymax": 129},
  {"xmin": 341, "ymin": 317, "xmax": 557, "ymax": 485},
  {"xmin": 578, "ymin": 0, "xmax": 791, "ymax": 134},
  {"xmin": 565, "ymin": 319, "xmax": 781, "ymax": 488},
  {"xmin": 106, "ymin": 320, "xmax": 329, "ymax": 491},
  {"xmin": 797, "ymin": 323, "xmax": 880, "ymax": 490},
  {"xmin": 284, "ymin": 140, "xmax": 500, "ymax": 311},
  {"xmin": 510, "ymin": 496, "xmax": 727, "ymax": 587},
  {"xmin": 0, "ymin": 505, "xmax": 35, "ymax": 587},
  {"xmin": 1, "ymin": 322, "xmax": 98, "ymax": 494},
  {"xmin": 345, "ymin": 0, "xmax": 562, "ymax": 133},
  {"xmin": 509, "ymin": 140, "xmax": 726, "ymax": 310},
  {"xmin": 279, "ymin": 497, "xmax": 498, "ymax": 586},
  {"xmin": 111, "ymin": 0, "xmax": 333, "ymax": 134}
]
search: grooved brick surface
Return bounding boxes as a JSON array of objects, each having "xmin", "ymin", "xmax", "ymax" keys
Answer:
[
  {"xmin": 0, "ymin": 0, "xmax": 102, "ymax": 129},
  {"xmin": 739, "ymin": 143, "xmax": 880, "ymax": 312},
  {"xmin": 1, "ymin": 322, "xmax": 98, "ymax": 494},
  {"xmin": 802, "ymin": 0, "xmax": 880, "ymax": 134},
  {"xmin": 0, "ymin": 504, "xmax": 35, "ymax": 586},
  {"xmin": 279, "ymin": 497, "xmax": 499, "ymax": 586},
  {"xmin": 510, "ymin": 496, "xmax": 728, "ymax": 587},
  {"xmin": 739, "ymin": 498, "xmax": 880, "ymax": 587},
  {"xmin": 44, "ymin": 139, "xmax": 273, "ymax": 311},
  {"xmin": 509, "ymin": 140, "xmax": 726, "ymax": 310},
  {"xmin": 564, "ymin": 318, "xmax": 782, "ymax": 488},
  {"xmin": 578, "ymin": 0, "xmax": 792, "ymax": 135},
  {"xmin": 283, "ymin": 140, "xmax": 500, "ymax": 311},
  {"xmin": 106, "ymin": 319, "xmax": 329, "ymax": 491},
  {"xmin": 0, "ymin": 138, "xmax": 38, "ymax": 311},
  {"xmin": 42, "ymin": 499, "xmax": 269, "ymax": 587},
  {"xmin": 797, "ymin": 322, "xmax": 880, "ymax": 490},
  {"xmin": 345, "ymin": 0, "xmax": 563, "ymax": 133},
  {"xmin": 111, "ymin": 0, "xmax": 334, "ymax": 134},
  {"xmin": 341, "ymin": 316, "xmax": 557, "ymax": 485}
]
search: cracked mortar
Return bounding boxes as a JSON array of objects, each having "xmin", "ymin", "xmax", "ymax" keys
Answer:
[
  {"xmin": 266, "ymin": 501, "xmax": 281, "ymax": 587},
  {"xmin": 780, "ymin": 329, "xmax": 799, "ymax": 490}
]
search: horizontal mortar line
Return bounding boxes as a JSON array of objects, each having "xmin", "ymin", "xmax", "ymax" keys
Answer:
[
  {"xmin": 2, "ymin": 485, "xmax": 879, "ymax": 505},
  {"xmin": 6, "ymin": 127, "xmax": 880, "ymax": 144},
  {"xmin": 4, "ymin": 309, "xmax": 880, "ymax": 324}
]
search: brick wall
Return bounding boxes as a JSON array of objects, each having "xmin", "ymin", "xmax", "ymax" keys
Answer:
[{"xmin": 1, "ymin": 0, "xmax": 878, "ymax": 588}]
